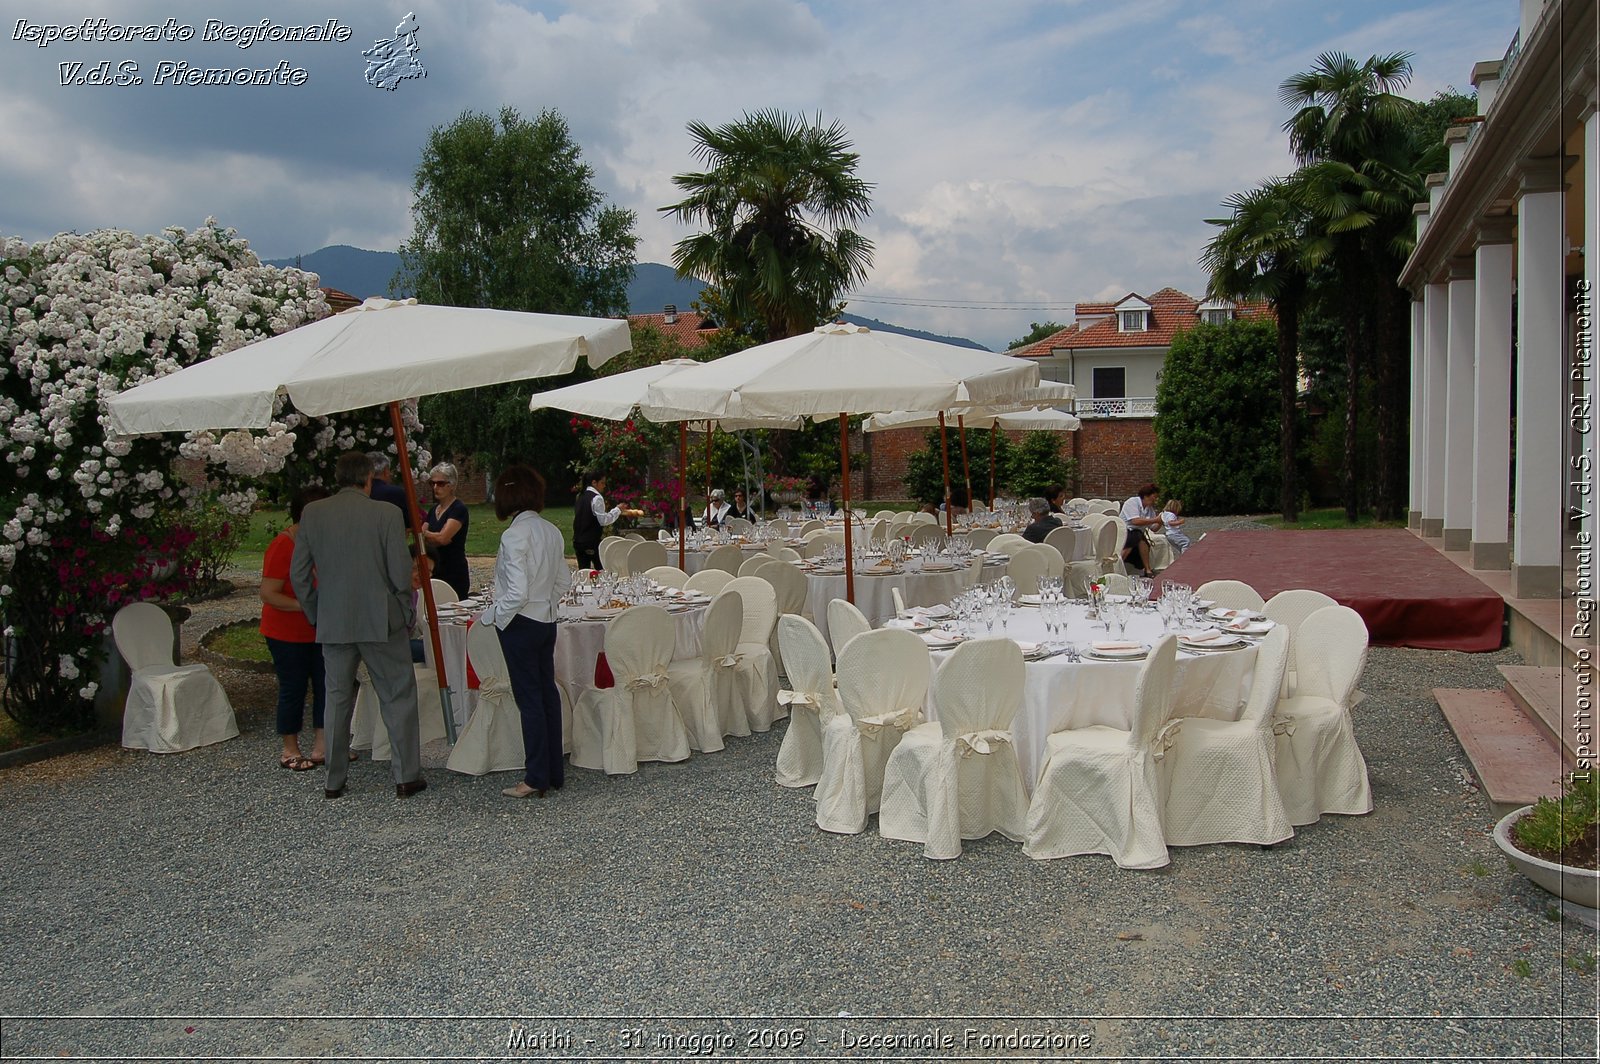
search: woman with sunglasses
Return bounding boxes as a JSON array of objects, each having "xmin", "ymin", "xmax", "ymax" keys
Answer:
[{"xmin": 422, "ymin": 462, "xmax": 471, "ymax": 598}]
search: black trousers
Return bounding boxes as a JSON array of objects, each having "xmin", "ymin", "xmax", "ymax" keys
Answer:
[
  {"xmin": 497, "ymin": 615, "xmax": 564, "ymax": 790},
  {"xmin": 575, "ymin": 539, "xmax": 601, "ymax": 570}
]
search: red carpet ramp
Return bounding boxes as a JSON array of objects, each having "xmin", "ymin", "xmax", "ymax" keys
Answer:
[{"xmin": 1156, "ymin": 529, "xmax": 1504, "ymax": 651}]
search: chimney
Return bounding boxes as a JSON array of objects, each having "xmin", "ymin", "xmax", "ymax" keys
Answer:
[{"xmin": 663, "ymin": 304, "xmax": 677, "ymax": 325}]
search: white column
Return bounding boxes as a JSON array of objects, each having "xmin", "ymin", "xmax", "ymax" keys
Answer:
[
  {"xmin": 1513, "ymin": 157, "xmax": 1566, "ymax": 598},
  {"xmin": 1472, "ymin": 219, "xmax": 1514, "ymax": 569},
  {"xmin": 1421, "ymin": 280, "xmax": 1450, "ymax": 538},
  {"xmin": 1408, "ymin": 297, "xmax": 1426, "ymax": 529},
  {"xmin": 1443, "ymin": 260, "xmax": 1476, "ymax": 550}
]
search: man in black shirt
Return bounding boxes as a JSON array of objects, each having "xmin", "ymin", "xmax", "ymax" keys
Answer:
[{"xmin": 1022, "ymin": 497, "xmax": 1062, "ymax": 544}]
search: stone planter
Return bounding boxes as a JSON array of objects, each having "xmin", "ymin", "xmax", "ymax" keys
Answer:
[{"xmin": 1493, "ymin": 806, "xmax": 1600, "ymax": 910}]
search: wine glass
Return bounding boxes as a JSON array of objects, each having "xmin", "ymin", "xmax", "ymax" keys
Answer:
[{"xmin": 981, "ymin": 592, "xmax": 997, "ymax": 634}]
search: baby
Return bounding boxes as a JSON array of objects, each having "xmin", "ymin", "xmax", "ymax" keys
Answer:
[{"xmin": 1160, "ymin": 499, "xmax": 1190, "ymax": 554}]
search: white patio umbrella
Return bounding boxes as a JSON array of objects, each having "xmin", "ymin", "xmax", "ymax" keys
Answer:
[
  {"xmin": 529, "ymin": 359, "xmax": 799, "ymax": 569},
  {"xmin": 865, "ymin": 402, "xmax": 1081, "ymax": 517},
  {"xmin": 106, "ymin": 297, "xmax": 632, "ymax": 743},
  {"xmin": 641, "ymin": 323, "xmax": 1043, "ymax": 601}
]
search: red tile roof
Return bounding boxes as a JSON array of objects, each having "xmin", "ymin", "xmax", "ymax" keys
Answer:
[
  {"xmin": 320, "ymin": 287, "xmax": 361, "ymax": 312},
  {"xmin": 1011, "ymin": 288, "xmax": 1272, "ymax": 356},
  {"xmin": 628, "ymin": 311, "xmax": 719, "ymax": 350}
]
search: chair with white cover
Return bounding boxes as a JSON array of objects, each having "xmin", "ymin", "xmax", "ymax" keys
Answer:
[
  {"xmin": 815, "ymin": 628, "xmax": 931, "ymax": 834},
  {"xmin": 910, "ymin": 512, "xmax": 939, "ymax": 525},
  {"xmin": 446, "ymin": 621, "xmax": 528, "ymax": 775},
  {"xmin": 722, "ymin": 576, "xmax": 782, "ymax": 733},
  {"xmin": 1263, "ymin": 588, "xmax": 1338, "ymax": 696},
  {"xmin": 878, "ymin": 638, "xmax": 1028, "ymax": 859},
  {"xmin": 644, "ymin": 565, "xmax": 689, "ymax": 589},
  {"xmin": 1272, "ymin": 605, "xmax": 1372, "ymax": 825},
  {"xmin": 1044, "ymin": 524, "xmax": 1085, "ymax": 564},
  {"xmin": 797, "ymin": 519, "xmax": 825, "ymax": 536},
  {"xmin": 666, "ymin": 592, "xmax": 742, "ymax": 753},
  {"xmin": 112, "ymin": 602, "xmax": 238, "ymax": 753},
  {"xmin": 910, "ymin": 523, "xmax": 944, "ymax": 547},
  {"xmin": 627, "ymin": 539, "xmax": 668, "ymax": 576},
  {"xmin": 988, "ymin": 533, "xmax": 1031, "ymax": 556},
  {"xmin": 874, "ymin": 510, "xmax": 897, "ymax": 521},
  {"xmin": 1198, "ymin": 579, "xmax": 1265, "ymax": 612},
  {"xmin": 826, "ymin": 598, "xmax": 872, "ymax": 659},
  {"xmin": 1067, "ymin": 497, "xmax": 1087, "ymax": 508},
  {"xmin": 1100, "ymin": 572, "xmax": 1131, "ymax": 596},
  {"xmin": 769, "ymin": 545, "xmax": 803, "ymax": 563},
  {"xmin": 963, "ymin": 553, "xmax": 986, "ymax": 589},
  {"xmin": 428, "ymin": 578, "xmax": 459, "ymax": 606},
  {"xmin": 1146, "ymin": 532, "xmax": 1175, "ymax": 572},
  {"xmin": 1159, "ymin": 627, "xmax": 1293, "ymax": 847},
  {"xmin": 773, "ymin": 616, "xmax": 843, "ymax": 788},
  {"xmin": 1092, "ymin": 519, "xmax": 1127, "ymax": 578},
  {"xmin": 684, "ymin": 568, "xmax": 733, "ymax": 595},
  {"xmin": 966, "ymin": 528, "xmax": 997, "ymax": 549},
  {"xmin": 569, "ymin": 605, "xmax": 691, "ymax": 774},
  {"xmin": 758, "ymin": 558, "xmax": 810, "ymax": 635},
  {"xmin": 1024, "ymin": 635, "xmax": 1179, "ymax": 869},
  {"xmin": 739, "ymin": 554, "xmax": 776, "ymax": 577},
  {"xmin": 893, "ymin": 511, "xmax": 915, "ymax": 523},
  {"xmin": 598, "ymin": 536, "xmax": 632, "ymax": 574},
  {"xmin": 799, "ymin": 536, "xmax": 831, "ymax": 559},
  {"xmin": 1007, "ymin": 544, "xmax": 1062, "ymax": 595},
  {"xmin": 1063, "ymin": 560, "xmax": 1101, "ymax": 597},
  {"xmin": 724, "ymin": 517, "xmax": 754, "ymax": 535},
  {"xmin": 887, "ymin": 521, "xmax": 916, "ymax": 542},
  {"xmin": 352, "ymin": 662, "xmax": 448, "ymax": 758},
  {"xmin": 704, "ymin": 543, "xmax": 745, "ymax": 575}
]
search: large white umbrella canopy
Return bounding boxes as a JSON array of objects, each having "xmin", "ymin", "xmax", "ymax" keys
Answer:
[
  {"xmin": 863, "ymin": 406, "xmax": 1082, "ymax": 432},
  {"xmin": 102, "ymin": 296, "xmax": 632, "ymax": 747},
  {"xmin": 528, "ymin": 359, "xmax": 799, "ymax": 430},
  {"xmin": 106, "ymin": 297, "xmax": 632, "ymax": 434},
  {"xmin": 640, "ymin": 322, "xmax": 1041, "ymax": 421}
]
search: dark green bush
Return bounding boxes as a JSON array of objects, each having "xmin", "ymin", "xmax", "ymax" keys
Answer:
[{"xmin": 1004, "ymin": 430, "xmax": 1078, "ymax": 500}]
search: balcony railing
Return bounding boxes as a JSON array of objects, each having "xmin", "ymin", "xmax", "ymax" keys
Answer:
[
  {"xmin": 1502, "ymin": 28, "xmax": 1521, "ymax": 80},
  {"xmin": 1073, "ymin": 396, "xmax": 1157, "ymax": 418}
]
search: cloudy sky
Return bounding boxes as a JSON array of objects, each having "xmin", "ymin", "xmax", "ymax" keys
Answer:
[{"xmin": 0, "ymin": 0, "xmax": 1515, "ymax": 349}]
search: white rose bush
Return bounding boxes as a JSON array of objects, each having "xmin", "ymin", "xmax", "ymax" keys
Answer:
[{"xmin": 0, "ymin": 220, "xmax": 427, "ymax": 733}]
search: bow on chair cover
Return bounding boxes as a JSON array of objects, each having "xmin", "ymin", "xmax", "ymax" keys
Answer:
[
  {"xmin": 445, "ymin": 675, "xmax": 525, "ymax": 776},
  {"xmin": 955, "ymin": 729, "xmax": 1012, "ymax": 758},
  {"xmin": 1151, "ymin": 719, "xmax": 1184, "ymax": 761},
  {"xmin": 856, "ymin": 706, "xmax": 924, "ymax": 739}
]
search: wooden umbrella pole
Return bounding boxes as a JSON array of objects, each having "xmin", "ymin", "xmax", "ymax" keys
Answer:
[
  {"xmin": 840, "ymin": 412, "xmax": 854, "ymax": 604},
  {"xmin": 958, "ymin": 414, "xmax": 972, "ymax": 520},
  {"xmin": 989, "ymin": 428, "xmax": 997, "ymax": 508},
  {"xmin": 388, "ymin": 400, "xmax": 456, "ymax": 745},
  {"xmin": 678, "ymin": 421, "xmax": 688, "ymax": 571},
  {"xmin": 704, "ymin": 420, "xmax": 713, "ymax": 521},
  {"xmin": 939, "ymin": 411, "xmax": 953, "ymax": 536}
]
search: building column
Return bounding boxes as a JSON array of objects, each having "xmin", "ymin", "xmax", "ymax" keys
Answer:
[
  {"xmin": 1443, "ymin": 258, "xmax": 1476, "ymax": 550},
  {"xmin": 1471, "ymin": 219, "xmax": 1515, "ymax": 569},
  {"xmin": 1421, "ymin": 280, "xmax": 1450, "ymax": 538},
  {"xmin": 1513, "ymin": 157, "xmax": 1566, "ymax": 598},
  {"xmin": 1408, "ymin": 296, "xmax": 1425, "ymax": 529}
]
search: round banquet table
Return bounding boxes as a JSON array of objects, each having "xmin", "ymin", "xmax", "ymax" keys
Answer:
[
  {"xmin": 803, "ymin": 555, "xmax": 1007, "ymax": 647},
  {"xmin": 667, "ymin": 539, "xmax": 795, "ymax": 575},
  {"xmin": 920, "ymin": 604, "xmax": 1266, "ymax": 791}
]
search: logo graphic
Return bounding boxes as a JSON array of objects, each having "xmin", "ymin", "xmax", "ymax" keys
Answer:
[{"xmin": 362, "ymin": 12, "xmax": 425, "ymax": 90}]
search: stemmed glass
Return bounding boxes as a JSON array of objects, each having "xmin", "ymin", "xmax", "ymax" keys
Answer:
[{"xmin": 981, "ymin": 592, "xmax": 998, "ymax": 635}]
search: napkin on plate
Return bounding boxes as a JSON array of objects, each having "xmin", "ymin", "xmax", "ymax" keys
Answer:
[
  {"xmin": 920, "ymin": 629, "xmax": 964, "ymax": 645},
  {"xmin": 911, "ymin": 604, "xmax": 954, "ymax": 620},
  {"xmin": 1091, "ymin": 640, "xmax": 1142, "ymax": 652},
  {"xmin": 1179, "ymin": 628, "xmax": 1224, "ymax": 643},
  {"xmin": 1013, "ymin": 641, "xmax": 1043, "ymax": 655}
]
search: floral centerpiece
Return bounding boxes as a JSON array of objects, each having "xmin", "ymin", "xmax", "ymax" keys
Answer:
[{"xmin": 764, "ymin": 473, "xmax": 807, "ymax": 506}]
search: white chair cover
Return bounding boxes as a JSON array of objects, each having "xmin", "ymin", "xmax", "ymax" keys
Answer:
[
  {"xmin": 724, "ymin": 517, "xmax": 754, "ymax": 535},
  {"xmin": 799, "ymin": 537, "xmax": 830, "ymax": 559},
  {"xmin": 644, "ymin": 565, "xmax": 690, "ymax": 589},
  {"xmin": 598, "ymin": 537, "xmax": 632, "ymax": 574},
  {"xmin": 1024, "ymin": 635, "xmax": 1178, "ymax": 869},
  {"xmin": 1007, "ymin": 544, "xmax": 1063, "ymax": 595},
  {"xmin": 1198, "ymin": 579, "xmax": 1266, "ymax": 612},
  {"xmin": 683, "ymin": 568, "xmax": 733, "ymax": 595},
  {"xmin": 769, "ymin": 546, "xmax": 803, "ymax": 563},
  {"xmin": 887, "ymin": 521, "xmax": 916, "ymax": 543},
  {"xmin": 910, "ymin": 523, "xmax": 944, "ymax": 546},
  {"xmin": 988, "ymin": 533, "xmax": 1031, "ymax": 556},
  {"xmin": 739, "ymin": 554, "xmax": 776, "ymax": 577},
  {"xmin": 1264, "ymin": 588, "xmax": 1338, "ymax": 696},
  {"xmin": 879, "ymin": 638, "xmax": 1027, "ymax": 859},
  {"xmin": 1147, "ymin": 532, "xmax": 1175, "ymax": 572},
  {"xmin": 446, "ymin": 622, "xmax": 526, "ymax": 776},
  {"xmin": 1273, "ymin": 605, "xmax": 1372, "ymax": 825},
  {"xmin": 1064, "ymin": 560, "xmax": 1101, "ymax": 597},
  {"xmin": 797, "ymin": 519, "xmax": 825, "ymax": 536},
  {"xmin": 627, "ymin": 539, "xmax": 669, "ymax": 576},
  {"xmin": 356, "ymin": 663, "xmax": 446, "ymax": 760},
  {"xmin": 1101, "ymin": 572, "xmax": 1131, "ymax": 596},
  {"xmin": 773, "ymin": 616, "xmax": 842, "ymax": 789},
  {"xmin": 1093, "ymin": 519, "xmax": 1127, "ymax": 578},
  {"xmin": 759, "ymin": 559, "xmax": 810, "ymax": 674},
  {"xmin": 667, "ymin": 592, "xmax": 742, "ymax": 752},
  {"xmin": 570, "ymin": 605, "xmax": 690, "ymax": 774},
  {"xmin": 874, "ymin": 510, "xmax": 897, "ymax": 521},
  {"xmin": 428, "ymin": 578, "xmax": 459, "ymax": 606},
  {"xmin": 1044, "ymin": 525, "xmax": 1083, "ymax": 564},
  {"xmin": 722, "ymin": 576, "xmax": 782, "ymax": 732},
  {"xmin": 816, "ymin": 628, "xmax": 930, "ymax": 834},
  {"xmin": 826, "ymin": 598, "xmax": 872, "ymax": 659},
  {"xmin": 910, "ymin": 512, "xmax": 939, "ymax": 525},
  {"xmin": 705, "ymin": 544, "xmax": 745, "ymax": 574},
  {"xmin": 966, "ymin": 528, "xmax": 998, "ymax": 549},
  {"xmin": 113, "ymin": 602, "xmax": 238, "ymax": 754},
  {"xmin": 1160, "ymin": 627, "xmax": 1293, "ymax": 847}
]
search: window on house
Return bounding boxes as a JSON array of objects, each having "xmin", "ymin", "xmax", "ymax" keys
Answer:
[
  {"xmin": 1202, "ymin": 308, "xmax": 1232, "ymax": 325},
  {"xmin": 1092, "ymin": 367, "xmax": 1126, "ymax": 399},
  {"xmin": 1118, "ymin": 310, "xmax": 1146, "ymax": 332}
]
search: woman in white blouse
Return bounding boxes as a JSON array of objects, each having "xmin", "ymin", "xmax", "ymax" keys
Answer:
[{"xmin": 480, "ymin": 465, "xmax": 572, "ymax": 798}]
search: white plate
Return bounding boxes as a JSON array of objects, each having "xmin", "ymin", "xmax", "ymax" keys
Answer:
[
  {"xmin": 1017, "ymin": 594, "xmax": 1044, "ymax": 606},
  {"xmin": 1207, "ymin": 607, "xmax": 1263, "ymax": 621},
  {"xmin": 1223, "ymin": 620, "xmax": 1275, "ymax": 635},
  {"xmin": 918, "ymin": 563, "xmax": 959, "ymax": 573},
  {"xmin": 901, "ymin": 605, "xmax": 953, "ymax": 620},
  {"xmin": 883, "ymin": 617, "xmax": 933, "ymax": 632},
  {"xmin": 582, "ymin": 607, "xmax": 628, "ymax": 620},
  {"xmin": 1180, "ymin": 634, "xmax": 1246, "ymax": 650},
  {"xmin": 1086, "ymin": 644, "xmax": 1148, "ymax": 659}
]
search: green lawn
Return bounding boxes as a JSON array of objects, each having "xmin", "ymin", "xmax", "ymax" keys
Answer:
[{"xmin": 1258, "ymin": 507, "xmax": 1407, "ymax": 530}]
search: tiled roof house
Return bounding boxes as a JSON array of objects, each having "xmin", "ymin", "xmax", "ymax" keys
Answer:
[{"xmin": 626, "ymin": 304, "xmax": 719, "ymax": 350}]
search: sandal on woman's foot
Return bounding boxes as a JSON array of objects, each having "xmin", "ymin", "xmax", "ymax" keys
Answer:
[
  {"xmin": 501, "ymin": 783, "xmax": 546, "ymax": 799},
  {"xmin": 279, "ymin": 756, "xmax": 316, "ymax": 772}
]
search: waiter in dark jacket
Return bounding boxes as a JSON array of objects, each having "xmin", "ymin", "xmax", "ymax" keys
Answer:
[{"xmin": 573, "ymin": 471, "xmax": 640, "ymax": 570}]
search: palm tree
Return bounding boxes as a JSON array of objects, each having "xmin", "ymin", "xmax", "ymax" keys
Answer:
[
  {"xmin": 1202, "ymin": 177, "xmax": 1316, "ymax": 522},
  {"xmin": 661, "ymin": 109, "xmax": 875, "ymax": 341},
  {"xmin": 1280, "ymin": 53, "xmax": 1419, "ymax": 521}
]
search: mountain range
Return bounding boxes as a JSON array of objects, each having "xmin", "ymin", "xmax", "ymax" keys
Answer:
[{"xmin": 263, "ymin": 245, "xmax": 988, "ymax": 350}]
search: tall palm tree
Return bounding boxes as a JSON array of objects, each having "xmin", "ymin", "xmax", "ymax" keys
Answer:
[
  {"xmin": 1202, "ymin": 177, "xmax": 1316, "ymax": 521},
  {"xmin": 661, "ymin": 109, "xmax": 875, "ymax": 341},
  {"xmin": 1280, "ymin": 53, "xmax": 1419, "ymax": 521}
]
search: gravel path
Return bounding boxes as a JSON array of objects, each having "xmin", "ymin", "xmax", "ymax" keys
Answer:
[{"xmin": 1, "ymin": 536, "xmax": 1595, "ymax": 1061}]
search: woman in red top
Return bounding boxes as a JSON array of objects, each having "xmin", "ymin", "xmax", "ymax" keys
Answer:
[{"xmin": 260, "ymin": 486, "xmax": 330, "ymax": 770}]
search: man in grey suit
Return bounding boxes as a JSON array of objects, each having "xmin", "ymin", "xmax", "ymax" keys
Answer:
[{"xmin": 291, "ymin": 451, "xmax": 427, "ymax": 799}]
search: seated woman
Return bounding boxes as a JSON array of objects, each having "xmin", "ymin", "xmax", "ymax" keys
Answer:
[
  {"xmin": 1119, "ymin": 482, "xmax": 1162, "ymax": 576},
  {"xmin": 727, "ymin": 489, "xmax": 756, "ymax": 524},
  {"xmin": 1022, "ymin": 497, "xmax": 1062, "ymax": 543}
]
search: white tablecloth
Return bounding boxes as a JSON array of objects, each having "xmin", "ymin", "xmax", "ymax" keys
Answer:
[
  {"xmin": 432, "ymin": 603, "xmax": 708, "ymax": 726},
  {"xmin": 924, "ymin": 606, "xmax": 1261, "ymax": 790},
  {"xmin": 668, "ymin": 541, "xmax": 788, "ymax": 575},
  {"xmin": 804, "ymin": 556, "xmax": 1006, "ymax": 646}
]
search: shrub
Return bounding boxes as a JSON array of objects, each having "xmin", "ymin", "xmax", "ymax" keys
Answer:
[
  {"xmin": 181, "ymin": 494, "xmax": 251, "ymax": 589},
  {"xmin": 1004, "ymin": 430, "xmax": 1078, "ymax": 499},
  {"xmin": 902, "ymin": 428, "xmax": 1013, "ymax": 506}
]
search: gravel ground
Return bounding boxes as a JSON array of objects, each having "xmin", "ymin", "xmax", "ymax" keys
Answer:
[{"xmin": 1, "ymin": 535, "xmax": 1596, "ymax": 1061}]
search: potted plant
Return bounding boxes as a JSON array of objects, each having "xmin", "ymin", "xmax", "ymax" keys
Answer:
[{"xmin": 1493, "ymin": 771, "xmax": 1600, "ymax": 910}]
